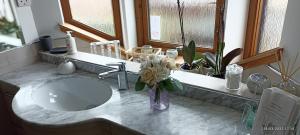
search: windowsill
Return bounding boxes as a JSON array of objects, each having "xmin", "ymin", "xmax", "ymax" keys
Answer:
[
  {"xmin": 239, "ymin": 48, "xmax": 283, "ymax": 69},
  {"xmin": 59, "ymin": 23, "xmax": 107, "ymax": 42},
  {"xmin": 59, "ymin": 23, "xmax": 128, "ymax": 55},
  {"xmin": 59, "ymin": 23, "xmax": 283, "ymax": 70},
  {"xmin": 40, "ymin": 51, "xmax": 261, "ymax": 101}
]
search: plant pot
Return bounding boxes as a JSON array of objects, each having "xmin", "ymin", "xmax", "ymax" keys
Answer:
[
  {"xmin": 149, "ymin": 87, "xmax": 169, "ymax": 111},
  {"xmin": 180, "ymin": 63, "xmax": 200, "ymax": 74},
  {"xmin": 201, "ymin": 67, "xmax": 214, "ymax": 75},
  {"xmin": 212, "ymin": 74, "xmax": 225, "ymax": 79},
  {"xmin": 180, "ymin": 67, "xmax": 200, "ymax": 73}
]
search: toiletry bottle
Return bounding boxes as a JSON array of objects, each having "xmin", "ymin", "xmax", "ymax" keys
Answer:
[{"xmin": 66, "ymin": 31, "xmax": 78, "ymax": 55}]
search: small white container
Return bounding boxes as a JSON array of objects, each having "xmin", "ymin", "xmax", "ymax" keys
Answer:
[
  {"xmin": 57, "ymin": 60, "xmax": 76, "ymax": 75},
  {"xmin": 66, "ymin": 31, "xmax": 78, "ymax": 55},
  {"xmin": 225, "ymin": 64, "xmax": 243, "ymax": 90}
]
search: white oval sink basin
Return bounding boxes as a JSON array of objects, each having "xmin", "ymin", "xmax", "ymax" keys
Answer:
[{"xmin": 32, "ymin": 77, "xmax": 112, "ymax": 111}]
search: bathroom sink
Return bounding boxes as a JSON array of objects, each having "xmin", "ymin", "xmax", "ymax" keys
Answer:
[{"xmin": 31, "ymin": 77, "xmax": 112, "ymax": 111}]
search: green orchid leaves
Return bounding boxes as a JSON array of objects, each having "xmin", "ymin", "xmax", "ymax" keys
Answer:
[{"xmin": 183, "ymin": 40, "xmax": 196, "ymax": 66}]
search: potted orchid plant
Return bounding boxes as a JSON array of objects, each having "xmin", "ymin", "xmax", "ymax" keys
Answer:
[
  {"xmin": 135, "ymin": 55, "xmax": 183, "ymax": 111},
  {"xmin": 176, "ymin": 0, "xmax": 205, "ymax": 73}
]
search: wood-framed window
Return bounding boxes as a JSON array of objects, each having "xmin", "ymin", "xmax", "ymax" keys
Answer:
[
  {"xmin": 60, "ymin": 0, "xmax": 123, "ymax": 45},
  {"xmin": 135, "ymin": 0, "xmax": 225, "ymax": 53},
  {"xmin": 136, "ymin": 0, "xmax": 288, "ymax": 68},
  {"xmin": 240, "ymin": 0, "xmax": 288, "ymax": 68},
  {"xmin": 58, "ymin": 0, "xmax": 287, "ymax": 69}
]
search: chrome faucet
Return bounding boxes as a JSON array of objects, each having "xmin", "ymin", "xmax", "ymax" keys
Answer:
[{"xmin": 98, "ymin": 62, "xmax": 129, "ymax": 90}]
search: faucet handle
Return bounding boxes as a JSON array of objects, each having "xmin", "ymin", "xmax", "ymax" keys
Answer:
[{"xmin": 106, "ymin": 62, "xmax": 126, "ymax": 71}]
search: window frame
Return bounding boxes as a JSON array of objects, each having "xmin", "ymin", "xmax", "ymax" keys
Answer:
[
  {"xmin": 60, "ymin": 0, "xmax": 123, "ymax": 44},
  {"xmin": 243, "ymin": 0, "xmax": 264, "ymax": 59},
  {"xmin": 136, "ymin": 0, "xmax": 283, "ymax": 68},
  {"xmin": 59, "ymin": 0, "xmax": 283, "ymax": 69},
  {"xmin": 135, "ymin": 0, "xmax": 225, "ymax": 53},
  {"xmin": 240, "ymin": 0, "xmax": 283, "ymax": 68}
]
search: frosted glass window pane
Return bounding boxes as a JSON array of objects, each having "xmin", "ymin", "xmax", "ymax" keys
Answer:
[
  {"xmin": 69, "ymin": 0, "xmax": 115, "ymax": 36},
  {"xmin": 258, "ymin": 0, "xmax": 288, "ymax": 53},
  {"xmin": 149, "ymin": 0, "xmax": 217, "ymax": 48}
]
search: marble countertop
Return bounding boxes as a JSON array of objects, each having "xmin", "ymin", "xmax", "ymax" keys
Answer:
[
  {"xmin": 44, "ymin": 51, "xmax": 260, "ymax": 101},
  {"xmin": 0, "ymin": 62, "xmax": 243, "ymax": 135}
]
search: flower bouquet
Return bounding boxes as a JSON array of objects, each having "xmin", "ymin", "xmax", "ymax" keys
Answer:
[{"xmin": 135, "ymin": 55, "xmax": 183, "ymax": 111}]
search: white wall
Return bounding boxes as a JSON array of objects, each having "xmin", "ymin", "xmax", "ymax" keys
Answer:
[
  {"xmin": 224, "ymin": 0, "xmax": 249, "ymax": 55},
  {"xmin": 279, "ymin": 0, "xmax": 300, "ymax": 83},
  {"xmin": 15, "ymin": 6, "xmax": 39, "ymax": 44},
  {"xmin": 10, "ymin": 1, "xmax": 39, "ymax": 44},
  {"xmin": 30, "ymin": 0, "xmax": 65, "ymax": 39},
  {"xmin": 0, "ymin": 0, "xmax": 15, "ymax": 21},
  {"xmin": 119, "ymin": 0, "xmax": 137, "ymax": 50}
]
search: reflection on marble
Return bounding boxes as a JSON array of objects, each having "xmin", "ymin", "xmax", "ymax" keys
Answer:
[{"xmin": 0, "ymin": 62, "xmax": 244, "ymax": 135}]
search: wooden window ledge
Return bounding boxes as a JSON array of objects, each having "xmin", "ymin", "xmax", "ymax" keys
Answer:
[
  {"xmin": 59, "ymin": 23, "xmax": 283, "ymax": 69},
  {"xmin": 238, "ymin": 48, "xmax": 283, "ymax": 69},
  {"xmin": 59, "ymin": 23, "xmax": 107, "ymax": 42},
  {"xmin": 175, "ymin": 48, "xmax": 283, "ymax": 69},
  {"xmin": 59, "ymin": 23, "xmax": 128, "ymax": 55}
]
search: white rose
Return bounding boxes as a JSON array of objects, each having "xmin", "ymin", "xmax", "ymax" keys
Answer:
[{"xmin": 140, "ymin": 67, "xmax": 158, "ymax": 86}]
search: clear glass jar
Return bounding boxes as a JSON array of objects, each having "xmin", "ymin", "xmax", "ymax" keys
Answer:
[
  {"xmin": 225, "ymin": 64, "xmax": 243, "ymax": 90},
  {"xmin": 141, "ymin": 45, "xmax": 153, "ymax": 54},
  {"xmin": 166, "ymin": 49, "xmax": 178, "ymax": 59}
]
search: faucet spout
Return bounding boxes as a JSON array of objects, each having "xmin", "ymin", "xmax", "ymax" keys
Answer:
[
  {"xmin": 98, "ymin": 62, "xmax": 129, "ymax": 90},
  {"xmin": 98, "ymin": 69, "xmax": 119, "ymax": 79}
]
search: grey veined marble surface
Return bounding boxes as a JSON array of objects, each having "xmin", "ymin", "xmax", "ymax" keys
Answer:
[{"xmin": 0, "ymin": 62, "xmax": 243, "ymax": 135}]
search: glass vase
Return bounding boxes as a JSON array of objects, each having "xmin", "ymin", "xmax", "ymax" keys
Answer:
[
  {"xmin": 276, "ymin": 80, "xmax": 297, "ymax": 95},
  {"xmin": 148, "ymin": 87, "xmax": 169, "ymax": 111}
]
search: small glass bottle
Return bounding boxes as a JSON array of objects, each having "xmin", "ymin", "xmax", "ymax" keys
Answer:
[{"xmin": 107, "ymin": 44, "xmax": 112, "ymax": 57}]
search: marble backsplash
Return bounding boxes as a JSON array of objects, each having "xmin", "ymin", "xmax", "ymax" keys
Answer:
[
  {"xmin": 0, "ymin": 43, "xmax": 40, "ymax": 75},
  {"xmin": 40, "ymin": 52, "xmax": 257, "ymax": 112}
]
